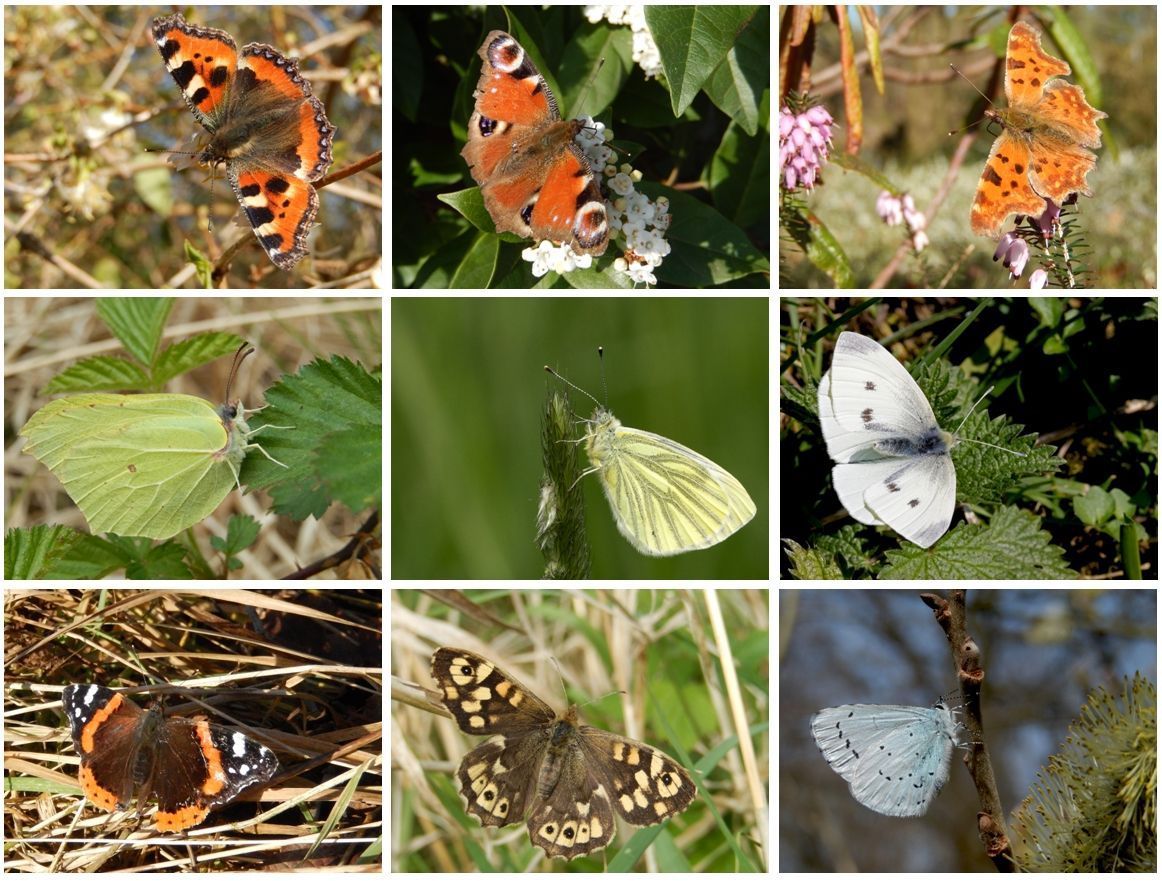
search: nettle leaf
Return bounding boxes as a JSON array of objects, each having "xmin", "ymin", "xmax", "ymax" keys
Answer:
[
  {"xmin": 879, "ymin": 507, "xmax": 1074, "ymax": 580},
  {"xmin": 244, "ymin": 354, "xmax": 381, "ymax": 522}
]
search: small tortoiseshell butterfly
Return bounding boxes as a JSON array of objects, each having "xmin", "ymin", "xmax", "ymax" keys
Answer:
[
  {"xmin": 461, "ymin": 31, "xmax": 609, "ymax": 256},
  {"xmin": 151, "ymin": 14, "xmax": 336, "ymax": 270}
]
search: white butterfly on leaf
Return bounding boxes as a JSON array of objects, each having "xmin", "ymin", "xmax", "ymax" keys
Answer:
[
  {"xmin": 810, "ymin": 699, "xmax": 960, "ymax": 817},
  {"xmin": 817, "ymin": 331, "xmax": 1024, "ymax": 548}
]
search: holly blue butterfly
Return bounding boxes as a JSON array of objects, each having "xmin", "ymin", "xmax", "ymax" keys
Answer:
[{"xmin": 810, "ymin": 699, "xmax": 960, "ymax": 817}]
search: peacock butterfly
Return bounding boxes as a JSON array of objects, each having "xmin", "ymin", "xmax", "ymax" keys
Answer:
[{"xmin": 461, "ymin": 31, "xmax": 609, "ymax": 257}]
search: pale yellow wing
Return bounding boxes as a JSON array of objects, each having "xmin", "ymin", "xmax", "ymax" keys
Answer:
[
  {"xmin": 585, "ymin": 409, "xmax": 756, "ymax": 556},
  {"xmin": 19, "ymin": 393, "xmax": 242, "ymax": 539}
]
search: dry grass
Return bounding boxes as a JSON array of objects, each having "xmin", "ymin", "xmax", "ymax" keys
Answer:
[
  {"xmin": 391, "ymin": 588, "xmax": 770, "ymax": 872},
  {"xmin": 3, "ymin": 588, "xmax": 383, "ymax": 870}
]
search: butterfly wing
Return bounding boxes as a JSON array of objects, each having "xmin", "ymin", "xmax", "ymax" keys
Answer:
[
  {"xmin": 810, "ymin": 702, "xmax": 957, "ymax": 817},
  {"xmin": 587, "ymin": 410, "xmax": 755, "ymax": 556},
  {"xmin": 969, "ymin": 129, "xmax": 1050, "ymax": 238},
  {"xmin": 818, "ymin": 332, "xmax": 941, "ymax": 461},
  {"xmin": 828, "ymin": 454, "xmax": 956, "ymax": 548},
  {"xmin": 1004, "ymin": 22, "xmax": 1071, "ymax": 109},
  {"xmin": 20, "ymin": 393, "xmax": 239, "ymax": 539},
  {"xmin": 818, "ymin": 333, "xmax": 957, "ymax": 547},
  {"xmin": 1024, "ymin": 86, "xmax": 1104, "ymax": 204},
  {"xmin": 430, "ymin": 648, "xmax": 558, "ymax": 831}
]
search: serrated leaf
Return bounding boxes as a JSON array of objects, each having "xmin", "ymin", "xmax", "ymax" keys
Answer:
[
  {"xmin": 41, "ymin": 356, "xmax": 153, "ymax": 394},
  {"xmin": 96, "ymin": 298, "xmax": 173, "ymax": 365},
  {"xmin": 879, "ymin": 508, "xmax": 1074, "ymax": 579},
  {"xmin": 153, "ymin": 333, "xmax": 246, "ymax": 387},
  {"xmin": 244, "ymin": 354, "xmax": 381, "ymax": 523},
  {"xmin": 783, "ymin": 538, "xmax": 846, "ymax": 579},
  {"xmin": 317, "ymin": 424, "xmax": 381, "ymax": 511}
]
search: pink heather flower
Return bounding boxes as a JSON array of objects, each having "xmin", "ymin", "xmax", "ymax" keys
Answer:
[
  {"xmin": 779, "ymin": 104, "xmax": 833, "ymax": 192},
  {"xmin": 877, "ymin": 191, "xmax": 903, "ymax": 226},
  {"xmin": 1036, "ymin": 201, "xmax": 1062, "ymax": 238},
  {"xmin": 1002, "ymin": 239, "xmax": 1029, "ymax": 277},
  {"xmin": 993, "ymin": 232, "xmax": 1017, "ymax": 261}
]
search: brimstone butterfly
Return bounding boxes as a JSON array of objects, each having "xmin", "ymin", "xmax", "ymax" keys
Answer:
[
  {"xmin": 545, "ymin": 350, "xmax": 756, "ymax": 556},
  {"xmin": 19, "ymin": 344, "xmax": 287, "ymax": 539}
]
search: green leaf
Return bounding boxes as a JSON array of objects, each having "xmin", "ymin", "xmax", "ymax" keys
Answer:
[
  {"xmin": 152, "ymin": 333, "xmax": 246, "ymax": 387},
  {"xmin": 878, "ymin": 508, "xmax": 1074, "ymax": 579},
  {"xmin": 245, "ymin": 354, "xmax": 381, "ymax": 522},
  {"xmin": 96, "ymin": 297, "xmax": 173, "ymax": 365},
  {"xmin": 41, "ymin": 356, "xmax": 152, "ymax": 394}
]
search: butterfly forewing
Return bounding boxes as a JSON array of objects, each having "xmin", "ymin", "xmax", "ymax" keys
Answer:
[{"xmin": 818, "ymin": 333, "xmax": 941, "ymax": 463}]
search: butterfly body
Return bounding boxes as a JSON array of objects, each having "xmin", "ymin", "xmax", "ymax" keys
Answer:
[
  {"xmin": 462, "ymin": 31, "xmax": 609, "ymax": 256},
  {"xmin": 970, "ymin": 22, "xmax": 1106, "ymax": 238}
]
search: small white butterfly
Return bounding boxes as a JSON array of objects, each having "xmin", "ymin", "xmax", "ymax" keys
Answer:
[
  {"xmin": 817, "ymin": 331, "xmax": 1023, "ymax": 548},
  {"xmin": 810, "ymin": 700, "xmax": 960, "ymax": 817}
]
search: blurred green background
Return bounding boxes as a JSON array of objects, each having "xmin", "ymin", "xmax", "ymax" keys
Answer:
[{"xmin": 391, "ymin": 298, "xmax": 768, "ymax": 579}]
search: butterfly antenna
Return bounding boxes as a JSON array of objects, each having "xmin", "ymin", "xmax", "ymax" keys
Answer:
[
  {"xmin": 544, "ymin": 364, "xmax": 602, "ymax": 410},
  {"xmin": 225, "ymin": 341, "xmax": 255, "ymax": 403},
  {"xmin": 947, "ymin": 64, "xmax": 996, "ymax": 135},
  {"xmin": 596, "ymin": 345, "xmax": 609, "ymax": 407},
  {"xmin": 954, "ymin": 385, "xmax": 1027, "ymax": 457},
  {"xmin": 949, "ymin": 63, "xmax": 994, "ymax": 104}
]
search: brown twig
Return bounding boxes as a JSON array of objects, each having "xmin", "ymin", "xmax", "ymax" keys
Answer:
[{"xmin": 921, "ymin": 590, "xmax": 1014, "ymax": 871}]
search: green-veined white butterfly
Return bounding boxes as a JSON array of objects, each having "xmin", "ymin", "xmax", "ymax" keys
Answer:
[
  {"xmin": 546, "ymin": 352, "xmax": 756, "ymax": 556},
  {"xmin": 19, "ymin": 343, "xmax": 288, "ymax": 540}
]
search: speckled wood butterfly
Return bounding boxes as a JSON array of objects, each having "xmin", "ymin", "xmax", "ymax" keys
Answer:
[{"xmin": 431, "ymin": 647, "xmax": 697, "ymax": 860}]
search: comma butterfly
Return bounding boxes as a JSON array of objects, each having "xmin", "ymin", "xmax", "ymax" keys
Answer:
[
  {"xmin": 969, "ymin": 22, "xmax": 1107, "ymax": 239},
  {"xmin": 461, "ymin": 31, "xmax": 609, "ymax": 256}
]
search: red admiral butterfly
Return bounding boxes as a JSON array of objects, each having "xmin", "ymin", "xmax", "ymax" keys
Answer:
[{"xmin": 62, "ymin": 684, "xmax": 278, "ymax": 832}]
